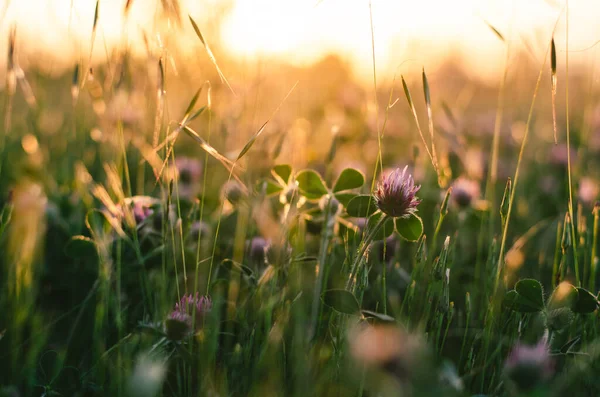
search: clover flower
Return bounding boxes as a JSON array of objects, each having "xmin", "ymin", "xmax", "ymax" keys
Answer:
[
  {"xmin": 165, "ymin": 293, "xmax": 212, "ymax": 341},
  {"xmin": 172, "ymin": 157, "xmax": 203, "ymax": 199},
  {"xmin": 450, "ymin": 177, "xmax": 480, "ymax": 209},
  {"xmin": 504, "ymin": 337, "xmax": 554, "ymax": 393},
  {"xmin": 374, "ymin": 166, "xmax": 421, "ymax": 218}
]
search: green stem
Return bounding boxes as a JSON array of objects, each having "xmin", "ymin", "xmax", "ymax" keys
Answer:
[
  {"xmin": 590, "ymin": 206, "xmax": 599, "ymax": 291},
  {"xmin": 431, "ymin": 213, "xmax": 446, "ymax": 252},
  {"xmin": 564, "ymin": 2, "xmax": 580, "ymax": 286},
  {"xmin": 310, "ymin": 195, "xmax": 336, "ymax": 340},
  {"xmin": 552, "ymin": 218, "xmax": 563, "ymax": 289},
  {"xmin": 346, "ymin": 214, "xmax": 389, "ymax": 291}
]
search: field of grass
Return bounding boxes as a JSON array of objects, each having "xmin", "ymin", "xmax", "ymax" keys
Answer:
[{"xmin": 1, "ymin": 4, "xmax": 600, "ymax": 397}]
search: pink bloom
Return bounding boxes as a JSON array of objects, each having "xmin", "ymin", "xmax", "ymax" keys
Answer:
[
  {"xmin": 165, "ymin": 293, "xmax": 212, "ymax": 340},
  {"xmin": 504, "ymin": 337, "xmax": 554, "ymax": 392},
  {"xmin": 374, "ymin": 166, "xmax": 421, "ymax": 218}
]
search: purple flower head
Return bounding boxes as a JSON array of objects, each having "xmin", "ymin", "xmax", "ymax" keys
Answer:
[
  {"xmin": 175, "ymin": 157, "xmax": 202, "ymax": 184},
  {"xmin": 504, "ymin": 337, "xmax": 554, "ymax": 392},
  {"xmin": 174, "ymin": 293, "xmax": 212, "ymax": 321},
  {"xmin": 578, "ymin": 177, "xmax": 599, "ymax": 207},
  {"xmin": 374, "ymin": 166, "xmax": 421, "ymax": 218},
  {"xmin": 248, "ymin": 237, "xmax": 271, "ymax": 263},
  {"xmin": 221, "ymin": 180, "xmax": 246, "ymax": 205},
  {"xmin": 550, "ymin": 143, "xmax": 577, "ymax": 167},
  {"xmin": 450, "ymin": 177, "xmax": 480, "ymax": 209},
  {"xmin": 165, "ymin": 293, "xmax": 212, "ymax": 340},
  {"xmin": 122, "ymin": 196, "xmax": 158, "ymax": 226},
  {"xmin": 187, "ymin": 221, "xmax": 212, "ymax": 243},
  {"xmin": 132, "ymin": 201, "xmax": 154, "ymax": 224},
  {"xmin": 173, "ymin": 157, "xmax": 202, "ymax": 199},
  {"xmin": 165, "ymin": 310, "xmax": 193, "ymax": 341}
]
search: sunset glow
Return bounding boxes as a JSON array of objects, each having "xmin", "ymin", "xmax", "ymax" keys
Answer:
[{"xmin": 1, "ymin": 0, "xmax": 600, "ymax": 81}]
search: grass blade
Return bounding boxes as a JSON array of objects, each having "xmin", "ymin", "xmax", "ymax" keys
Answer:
[
  {"xmin": 401, "ymin": 76, "xmax": 435, "ymax": 170},
  {"xmin": 182, "ymin": 87, "xmax": 202, "ymax": 124},
  {"xmin": 81, "ymin": 0, "xmax": 99, "ymax": 89},
  {"xmin": 235, "ymin": 81, "xmax": 298, "ymax": 161},
  {"xmin": 484, "ymin": 20, "xmax": 505, "ymax": 42},
  {"xmin": 189, "ymin": 15, "xmax": 235, "ymax": 95},
  {"xmin": 422, "ymin": 68, "xmax": 439, "ymax": 172},
  {"xmin": 153, "ymin": 58, "xmax": 165, "ymax": 148},
  {"xmin": 182, "ymin": 126, "xmax": 246, "ymax": 190},
  {"xmin": 551, "ymin": 37, "xmax": 558, "ymax": 144}
]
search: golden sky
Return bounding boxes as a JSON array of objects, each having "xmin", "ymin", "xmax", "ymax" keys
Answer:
[{"xmin": 1, "ymin": 0, "xmax": 600, "ymax": 82}]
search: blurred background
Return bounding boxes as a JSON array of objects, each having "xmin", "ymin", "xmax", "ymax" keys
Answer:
[
  {"xmin": 2, "ymin": 1, "xmax": 600, "ymax": 395},
  {"xmin": 2, "ymin": 0, "xmax": 600, "ymax": 82}
]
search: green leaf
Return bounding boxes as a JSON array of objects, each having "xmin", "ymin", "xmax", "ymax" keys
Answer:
[
  {"xmin": 346, "ymin": 195, "xmax": 378, "ymax": 218},
  {"xmin": 272, "ymin": 164, "xmax": 292, "ymax": 185},
  {"xmin": 515, "ymin": 279, "xmax": 545, "ymax": 312},
  {"xmin": 333, "ymin": 168, "xmax": 364, "ymax": 193},
  {"xmin": 185, "ymin": 106, "xmax": 206, "ymax": 124},
  {"xmin": 361, "ymin": 310, "xmax": 395, "ymax": 323},
  {"xmin": 296, "ymin": 170, "xmax": 328, "ymax": 199},
  {"xmin": 367, "ymin": 213, "xmax": 394, "ymax": 240},
  {"xmin": 256, "ymin": 179, "xmax": 283, "ymax": 196},
  {"xmin": 572, "ymin": 287, "xmax": 599, "ymax": 313},
  {"xmin": 182, "ymin": 88, "xmax": 202, "ymax": 123},
  {"xmin": 503, "ymin": 280, "xmax": 545, "ymax": 313},
  {"xmin": 394, "ymin": 214, "xmax": 423, "ymax": 242},
  {"xmin": 64, "ymin": 236, "xmax": 97, "ymax": 259},
  {"xmin": 322, "ymin": 289, "xmax": 360, "ymax": 315},
  {"xmin": 502, "ymin": 290, "xmax": 522, "ymax": 311},
  {"xmin": 334, "ymin": 192, "xmax": 356, "ymax": 207},
  {"xmin": 235, "ymin": 82, "xmax": 298, "ymax": 161}
]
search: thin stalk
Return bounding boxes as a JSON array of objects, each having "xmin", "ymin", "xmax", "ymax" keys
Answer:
[
  {"xmin": 368, "ymin": 0, "xmax": 382, "ymax": 180},
  {"xmin": 346, "ymin": 214, "xmax": 388, "ymax": 291},
  {"xmin": 552, "ymin": 217, "xmax": 563, "ymax": 289},
  {"xmin": 195, "ymin": 83, "xmax": 212, "ymax": 297},
  {"xmin": 476, "ymin": 19, "xmax": 511, "ymax": 291},
  {"xmin": 459, "ymin": 297, "xmax": 471, "ymax": 369},
  {"xmin": 432, "ymin": 212, "xmax": 447, "ymax": 252},
  {"xmin": 493, "ymin": 38, "xmax": 553, "ymax": 297},
  {"xmin": 382, "ymin": 240, "xmax": 387, "ymax": 314},
  {"xmin": 310, "ymin": 195, "xmax": 335, "ymax": 340},
  {"xmin": 564, "ymin": 1, "xmax": 581, "ymax": 286},
  {"xmin": 590, "ymin": 205, "xmax": 599, "ymax": 291}
]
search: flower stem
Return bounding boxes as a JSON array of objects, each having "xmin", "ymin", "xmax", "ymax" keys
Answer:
[
  {"xmin": 346, "ymin": 214, "xmax": 389, "ymax": 292},
  {"xmin": 310, "ymin": 195, "xmax": 336, "ymax": 340},
  {"xmin": 590, "ymin": 205, "xmax": 599, "ymax": 291}
]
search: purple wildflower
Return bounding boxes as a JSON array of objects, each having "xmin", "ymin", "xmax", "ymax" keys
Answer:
[
  {"xmin": 504, "ymin": 337, "xmax": 554, "ymax": 392},
  {"xmin": 165, "ymin": 293, "xmax": 212, "ymax": 341},
  {"xmin": 132, "ymin": 200, "xmax": 154, "ymax": 224},
  {"xmin": 374, "ymin": 166, "xmax": 421, "ymax": 218},
  {"xmin": 173, "ymin": 157, "xmax": 202, "ymax": 199},
  {"xmin": 248, "ymin": 237, "xmax": 271, "ymax": 263},
  {"xmin": 174, "ymin": 293, "xmax": 213, "ymax": 319},
  {"xmin": 122, "ymin": 196, "xmax": 158, "ymax": 225},
  {"xmin": 221, "ymin": 180, "xmax": 246, "ymax": 205},
  {"xmin": 165, "ymin": 311, "xmax": 193, "ymax": 341},
  {"xmin": 450, "ymin": 177, "xmax": 480, "ymax": 209}
]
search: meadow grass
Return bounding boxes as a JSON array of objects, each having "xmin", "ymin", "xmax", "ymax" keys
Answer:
[{"xmin": 1, "ymin": 5, "xmax": 600, "ymax": 397}]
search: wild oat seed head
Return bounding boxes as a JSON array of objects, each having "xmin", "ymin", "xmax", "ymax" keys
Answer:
[{"xmin": 374, "ymin": 166, "xmax": 421, "ymax": 218}]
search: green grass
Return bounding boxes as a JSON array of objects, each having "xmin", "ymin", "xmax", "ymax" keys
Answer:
[{"xmin": 1, "ymin": 8, "xmax": 600, "ymax": 397}]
